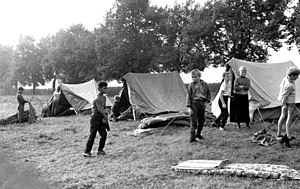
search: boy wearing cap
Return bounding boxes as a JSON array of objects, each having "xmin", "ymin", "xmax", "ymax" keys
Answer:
[
  {"xmin": 17, "ymin": 87, "xmax": 29, "ymax": 123},
  {"xmin": 277, "ymin": 66, "xmax": 300, "ymax": 147}
]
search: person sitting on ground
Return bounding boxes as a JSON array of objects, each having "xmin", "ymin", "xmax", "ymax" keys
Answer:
[
  {"xmin": 111, "ymin": 95, "xmax": 121, "ymax": 122},
  {"xmin": 17, "ymin": 87, "xmax": 29, "ymax": 123},
  {"xmin": 212, "ymin": 70, "xmax": 232, "ymax": 131},
  {"xmin": 277, "ymin": 66, "xmax": 300, "ymax": 147},
  {"xmin": 52, "ymin": 86, "xmax": 61, "ymax": 116}
]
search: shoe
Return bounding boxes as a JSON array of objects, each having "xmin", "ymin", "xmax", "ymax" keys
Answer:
[
  {"xmin": 97, "ymin": 150, "xmax": 106, "ymax": 155},
  {"xmin": 281, "ymin": 135, "xmax": 291, "ymax": 147},
  {"xmin": 219, "ymin": 127, "xmax": 224, "ymax": 131},
  {"xmin": 236, "ymin": 124, "xmax": 241, "ymax": 129},
  {"xmin": 289, "ymin": 136, "xmax": 296, "ymax": 141},
  {"xmin": 189, "ymin": 139, "xmax": 198, "ymax": 143},
  {"xmin": 211, "ymin": 122, "xmax": 218, "ymax": 127},
  {"xmin": 196, "ymin": 135, "xmax": 204, "ymax": 140},
  {"xmin": 83, "ymin": 152, "xmax": 92, "ymax": 157}
]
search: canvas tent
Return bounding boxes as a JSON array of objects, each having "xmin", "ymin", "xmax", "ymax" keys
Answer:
[
  {"xmin": 118, "ymin": 72, "xmax": 188, "ymax": 119},
  {"xmin": 212, "ymin": 58, "xmax": 300, "ymax": 122},
  {"xmin": 43, "ymin": 79, "xmax": 112, "ymax": 116}
]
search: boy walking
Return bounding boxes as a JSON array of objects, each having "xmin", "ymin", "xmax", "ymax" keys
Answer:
[
  {"xmin": 83, "ymin": 81, "xmax": 110, "ymax": 157},
  {"xmin": 186, "ymin": 69, "xmax": 211, "ymax": 143},
  {"xmin": 277, "ymin": 66, "xmax": 300, "ymax": 147},
  {"xmin": 17, "ymin": 87, "xmax": 29, "ymax": 123}
]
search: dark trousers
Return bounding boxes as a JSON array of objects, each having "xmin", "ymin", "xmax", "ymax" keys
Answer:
[
  {"xmin": 215, "ymin": 96, "xmax": 229, "ymax": 128},
  {"xmin": 84, "ymin": 116, "xmax": 107, "ymax": 153},
  {"xmin": 18, "ymin": 105, "xmax": 25, "ymax": 123},
  {"xmin": 190, "ymin": 100, "xmax": 205, "ymax": 141},
  {"xmin": 233, "ymin": 94, "xmax": 250, "ymax": 126}
]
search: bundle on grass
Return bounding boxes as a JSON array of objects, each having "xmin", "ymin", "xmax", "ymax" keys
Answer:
[
  {"xmin": 0, "ymin": 103, "xmax": 38, "ymax": 125},
  {"xmin": 172, "ymin": 159, "xmax": 300, "ymax": 180},
  {"xmin": 137, "ymin": 111, "xmax": 216, "ymax": 129},
  {"xmin": 138, "ymin": 112, "xmax": 190, "ymax": 129},
  {"xmin": 251, "ymin": 129, "xmax": 278, "ymax": 147}
]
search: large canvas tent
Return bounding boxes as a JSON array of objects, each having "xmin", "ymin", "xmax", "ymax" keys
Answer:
[
  {"xmin": 118, "ymin": 72, "xmax": 188, "ymax": 119},
  {"xmin": 43, "ymin": 79, "xmax": 112, "ymax": 116},
  {"xmin": 212, "ymin": 58, "xmax": 300, "ymax": 122}
]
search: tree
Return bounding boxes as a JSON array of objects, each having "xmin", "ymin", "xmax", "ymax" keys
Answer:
[
  {"xmin": 95, "ymin": 0, "xmax": 166, "ymax": 80},
  {"xmin": 48, "ymin": 24, "xmax": 98, "ymax": 84},
  {"xmin": 0, "ymin": 45, "xmax": 14, "ymax": 94},
  {"xmin": 183, "ymin": 0, "xmax": 292, "ymax": 68},
  {"xmin": 37, "ymin": 35, "xmax": 56, "ymax": 91},
  {"xmin": 14, "ymin": 35, "xmax": 44, "ymax": 95},
  {"xmin": 154, "ymin": 0, "xmax": 200, "ymax": 72},
  {"xmin": 285, "ymin": 1, "xmax": 300, "ymax": 52}
]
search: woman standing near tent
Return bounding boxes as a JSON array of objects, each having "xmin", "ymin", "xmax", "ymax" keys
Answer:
[
  {"xmin": 232, "ymin": 66, "xmax": 251, "ymax": 129},
  {"xmin": 212, "ymin": 69, "xmax": 232, "ymax": 131}
]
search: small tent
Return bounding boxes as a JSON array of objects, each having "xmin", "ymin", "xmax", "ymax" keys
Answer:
[
  {"xmin": 212, "ymin": 58, "xmax": 300, "ymax": 122},
  {"xmin": 118, "ymin": 72, "xmax": 188, "ymax": 119},
  {"xmin": 43, "ymin": 79, "xmax": 112, "ymax": 116}
]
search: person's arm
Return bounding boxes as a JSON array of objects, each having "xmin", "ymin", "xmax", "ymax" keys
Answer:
[
  {"xmin": 219, "ymin": 83, "xmax": 226, "ymax": 107},
  {"xmin": 18, "ymin": 94, "xmax": 28, "ymax": 104},
  {"xmin": 205, "ymin": 82, "xmax": 211, "ymax": 103},
  {"xmin": 234, "ymin": 78, "xmax": 242, "ymax": 92},
  {"xmin": 94, "ymin": 98, "xmax": 108, "ymax": 120},
  {"xmin": 242, "ymin": 78, "xmax": 251, "ymax": 91},
  {"xmin": 186, "ymin": 84, "xmax": 193, "ymax": 114},
  {"xmin": 281, "ymin": 85, "xmax": 293, "ymax": 106}
]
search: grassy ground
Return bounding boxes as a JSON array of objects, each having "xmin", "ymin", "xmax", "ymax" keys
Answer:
[{"xmin": 1, "ymin": 95, "xmax": 300, "ymax": 189}]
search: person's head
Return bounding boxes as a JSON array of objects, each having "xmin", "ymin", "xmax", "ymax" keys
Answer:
[
  {"xmin": 18, "ymin": 87, "xmax": 24, "ymax": 93},
  {"xmin": 114, "ymin": 95, "xmax": 120, "ymax": 102},
  {"xmin": 287, "ymin": 66, "xmax": 300, "ymax": 81},
  {"xmin": 190, "ymin": 69, "xmax": 201, "ymax": 83},
  {"xmin": 98, "ymin": 80, "xmax": 108, "ymax": 94},
  {"xmin": 239, "ymin": 66, "xmax": 247, "ymax": 77},
  {"xmin": 225, "ymin": 64, "xmax": 231, "ymax": 72},
  {"xmin": 223, "ymin": 72, "xmax": 232, "ymax": 83}
]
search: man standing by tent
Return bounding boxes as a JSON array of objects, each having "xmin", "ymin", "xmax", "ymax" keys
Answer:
[
  {"xmin": 186, "ymin": 69, "xmax": 211, "ymax": 143},
  {"xmin": 277, "ymin": 66, "xmax": 300, "ymax": 147},
  {"xmin": 17, "ymin": 87, "xmax": 29, "ymax": 123}
]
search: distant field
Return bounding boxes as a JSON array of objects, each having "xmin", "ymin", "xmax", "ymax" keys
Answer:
[{"xmin": 1, "ymin": 95, "xmax": 300, "ymax": 188}]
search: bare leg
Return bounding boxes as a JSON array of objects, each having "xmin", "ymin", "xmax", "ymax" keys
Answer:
[
  {"xmin": 285, "ymin": 105, "xmax": 295, "ymax": 138},
  {"xmin": 277, "ymin": 106, "xmax": 287, "ymax": 136}
]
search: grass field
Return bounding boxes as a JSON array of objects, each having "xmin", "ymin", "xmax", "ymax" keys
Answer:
[{"xmin": 1, "ymin": 95, "xmax": 300, "ymax": 189}]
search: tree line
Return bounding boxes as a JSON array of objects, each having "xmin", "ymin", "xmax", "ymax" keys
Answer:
[{"xmin": 0, "ymin": 0, "xmax": 299, "ymax": 95}]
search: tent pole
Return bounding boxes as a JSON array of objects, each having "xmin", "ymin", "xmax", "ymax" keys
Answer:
[{"xmin": 132, "ymin": 106, "xmax": 137, "ymax": 121}]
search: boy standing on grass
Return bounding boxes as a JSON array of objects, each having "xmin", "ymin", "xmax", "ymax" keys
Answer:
[
  {"xmin": 83, "ymin": 81, "xmax": 110, "ymax": 157},
  {"xmin": 277, "ymin": 66, "xmax": 300, "ymax": 147},
  {"xmin": 186, "ymin": 69, "xmax": 211, "ymax": 143},
  {"xmin": 17, "ymin": 87, "xmax": 29, "ymax": 123}
]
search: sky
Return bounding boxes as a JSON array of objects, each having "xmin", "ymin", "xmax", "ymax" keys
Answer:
[{"xmin": 1, "ymin": 0, "xmax": 300, "ymax": 85}]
